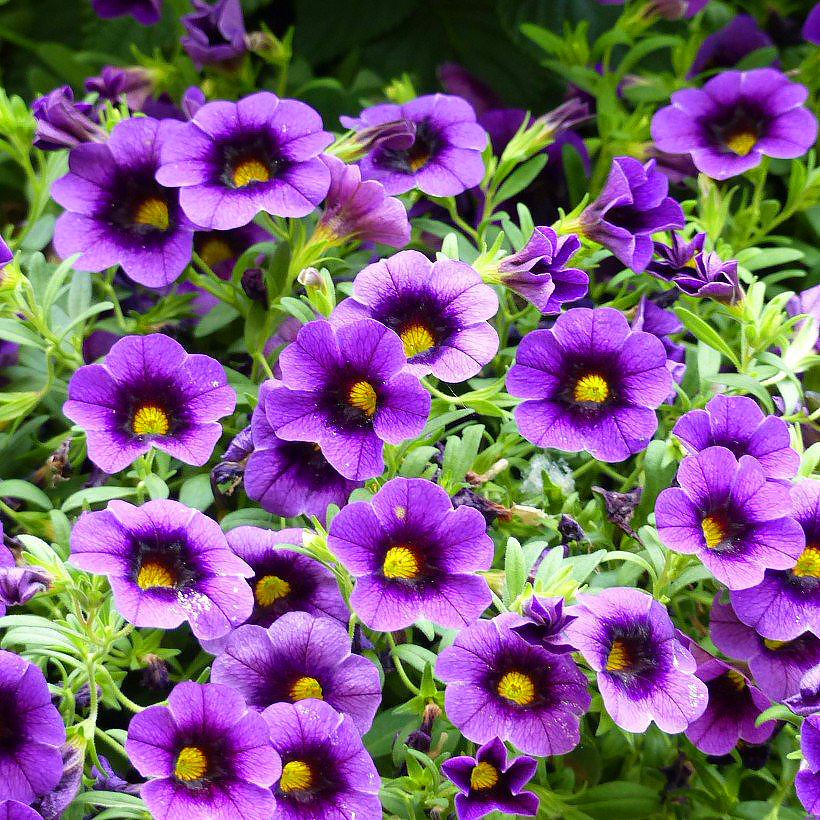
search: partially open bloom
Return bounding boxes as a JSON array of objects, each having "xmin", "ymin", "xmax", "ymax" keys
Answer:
[
  {"xmin": 646, "ymin": 231, "xmax": 705, "ymax": 282},
  {"xmin": 63, "ymin": 334, "xmax": 235, "ymax": 473},
  {"xmin": 328, "ymin": 476, "xmax": 493, "ymax": 631},
  {"xmin": 31, "ymin": 87, "xmax": 104, "ymax": 152},
  {"xmin": 0, "ymin": 557, "xmax": 49, "ymax": 612},
  {"xmin": 507, "ymin": 307, "xmax": 672, "ymax": 462},
  {"xmin": 69, "ymin": 499, "xmax": 254, "ymax": 640},
  {"xmin": 797, "ymin": 714, "xmax": 820, "ymax": 816},
  {"xmin": 182, "ymin": 0, "xmax": 246, "ymax": 70},
  {"xmin": 787, "ymin": 284, "xmax": 820, "ymax": 354},
  {"xmin": 690, "ymin": 15, "xmax": 775, "ymax": 76},
  {"xmin": 664, "ymin": 251, "xmax": 741, "ymax": 304},
  {"xmin": 85, "ymin": 66, "xmax": 153, "ymax": 111},
  {"xmin": 784, "ymin": 665, "xmax": 820, "ymax": 716},
  {"xmin": 32, "ymin": 742, "xmax": 83, "ymax": 820},
  {"xmin": 125, "ymin": 682, "xmax": 281, "ymax": 820},
  {"xmin": 90, "ymin": 0, "xmax": 161, "ymax": 25},
  {"xmin": 509, "ymin": 596, "xmax": 577, "ymax": 654},
  {"xmin": 651, "ymin": 69, "xmax": 818, "ymax": 180}
]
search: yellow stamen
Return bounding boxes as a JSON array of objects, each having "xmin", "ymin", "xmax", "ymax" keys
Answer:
[
  {"xmin": 382, "ymin": 546, "xmax": 419, "ymax": 581},
  {"xmin": 136, "ymin": 562, "xmax": 175, "ymax": 591},
  {"xmin": 606, "ymin": 639, "xmax": 631, "ymax": 674},
  {"xmin": 399, "ymin": 324, "xmax": 435, "ymax": 358},
  {"xmin": 470, "ymin": 762, "xmax": 499, "ymax": 791},
  {"xmin": 764, "ymin": 639, "xmax": 787, "ymax": 651},
  {"xmin": 133, "ymin": 198, "xmax": 169, "ymax": 231},
  {"xmin": 232, "ymin": 158, "xmax": 270, "ymax": 189},
  {"xmin": 255, "ymin": 575, "xmax": 291, "ymax": 607},
  {"xmin": 573, "ymin": 373, "xmax": 609, "ymax": 404},
  {"xmin": 725, "ymin": 131, "xmax": 757, "ymax": 157},
  {"xmin": 348, "ymin": 381, "xmax": 377, "ymax": 417},
  {"xmin": 132, "ymin": 404, "xmax": 170, "ymax": 437},
  {"xmin": 725, "ymin": 669, "xmax": 747, "ymax": 692},
  {"xmin": 496, "ymin": 671, "xmax": 535, "ymax": 706},
  {"xmin": 279, "ymin": 760, "xmax": 313, "ymax": 793},
  {"xmin": 409, "ymin": 152, "xmax": 430, "ymax": 172},
  {"xmin": 198, "ymin": 238, "xmax": 233, "ymax": 270},
  {"xmin": 700, "ymin": 515, "xmax": 726, "ymax": 551},
  {"xmin": 174, "ymin": 746, "xmax": 207, "ymax": 782},
  {"xmin": 792, "ymin": 546, "xmax": 820, "ymax": 579},
  {"xmin": 289, "ymin": 676, "xmax": 324, "ymax": 702}
]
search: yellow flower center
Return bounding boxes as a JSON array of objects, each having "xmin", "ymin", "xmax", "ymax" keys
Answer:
[
  {"xmin": 725, "ymin": 131, "xmax": 757, "ymax": 157},
  {"xmin": 232, "ymin": 158, "xmax": 270, "ymax": 189},
  {"xmin": 470, "ymin": 762, "xmax": 499, "ymax": 791},
  {"xmin": 289, "ymin": 676, "xmax": 324, "ymax": 702},
  {"xmin": 255, "ymin": 575, "xmax": 291, "ymax": 607},
  {"xmin": 792, "ymin": 546, "xmax": 820, "ymax": 579},
  {"xmin": 725, "ymin": 669, "xmax": 747, "ymax": 692},
  {"xmin": 382, "ymin": 546, "xmax": 420, "ymax": 581},
  {"xmin": 174, "ymin": 746, "xmax": 207, "ymax": 782},
  {"xmin": 348, "ymin": 380, "xmax": 377, "ymax": 417},
  {"xmin": 198, "ymin": 238, "xmax": 234, "ymax": 270},
  {"xmin": 132, "ymin": 404, "xmax": 170, "ymax": 437},
  {"xmin": 763, "ymin": 638, "xmax": 787, "ymax": 651},
  {"xmin": 700, "ymin": 515, "xmax": 726, "ymax": 551},
  {"xmin": 573, "ymin": 373, "xmax": 609, "ymax": 404},
  {"xmin": 399, "ymin": 324, "xmax": 435, "ymax": 358},
  {"xmin": 136, "ymin": 562, "xmax": 175, "ymax": 591},
  {"xmin": 279, "ymin": 760, "xmax": 313, "ymax": 793},
  {"xmin": 133, "ymin": 197, "xmax": 169, "ymax": 231},
  {"xmin": 496, "ymin": 671, "xmax": 536, "ymax": 706},
  {"xmin": 605, "ymin": 639, "xmax": 632, "ymax": 674}
]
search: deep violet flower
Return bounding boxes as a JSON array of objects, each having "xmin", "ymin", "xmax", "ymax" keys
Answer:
[
  {"xmin": 507, "ymin": 307, "xmax": 672, "ymax": 462},
  {"xmin": 647, "ymin": 231, "xmax": 705, "ymax": 281},
  {"xmin": 52, "ymin": 117, "xmax": 196, "ymax": 287},
  {"xmin": 85, "ymin": 66, "xmax": 153, "ymax": 112},
  {"xmin": 181, "ymin": 0, "xmax": 246, "ymax": 70},
  {"xmin": 125, "ymin": 682, "xmax": 280, "ymax": 820},
  {"xmin": 156, "ymin": 92, "xmax": 332, "ymax": 230},
  {"xmin": 565, "ymin": 587, "xmax": 708, "ymax": 733},
  {"xmin": 0, "ymin": 558, "xmax": 49, "ymax": 611},
  {"xmin": 340, "ymin": 94, "xmax": 487, "ymax": 196},
  {"xmin": 630, "ymin": 296, "xmax": 686, "ymax": 393},
  {"xmin": 690, "ymin": 16, "xmax": 776, "ymax": 77},
  {"xmin": 69, "ymin": 499, "xmax": 254, "ymax": 641},
  {"xmin": 668, "ymin": 251, "xmax": 742, "ymax": 304},
  {"xmin": 63, "ymin": 333, "xmax": 235, "ymax": 473},
  {"xmin": 436, "ymin": 613, "xmax": 590, "ymax": 756},
  {"xmin": 261, "ymin": 699, "xmax": 381, "ymax": 819},
  {"xmin": 0, "ymin": 802, "xmax": 40, "ymax": 820},
  {"xmin": 651, "ymin": 69, "xmax": 818, "ymax": 180},
  {"xmin": 211, "ymin": 611, "xmax": 381, "ymax": 733},
  {"xmin": 784, "ymin": 665, "xmax": 820, "ymax": 716},
  {"xmin": 578, "ymin": 157, "xmax": 684, "ymax": 273},
  {"xmin": 90, "ymin": 0, "xmax": 161, "ymax": 25},
  {"xmin": 31, "ymin": 87, "xmax": 104, "ymax": 152},
  {"xmin": 328, "ymin": 476, "xmax": 493, "ymax": 631},
  {"xmin": 441, "ymin": 737, "xmax": 538, "ymax": 820},
  {"xmin": 509, "ymin": 596, "xmax": 577, "ymax": 654},
  {"xmin": 797, "ymin": 713, "xmax": 820, "ymax": 818},
  {"xmin": 331, "ymin": 250, "xmax": 498, "ymax": 382},
  {"xmin": 32, "ymin": 743, "xmax": 83, "ymax": 820},
  {"xmin": 805, "ymin": 4, "xmax": 820, "ymax": 45}
]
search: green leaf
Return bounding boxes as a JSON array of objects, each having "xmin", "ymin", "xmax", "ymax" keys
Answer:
[
  {"xmin": 179, "ymin": 474, "xmax": 215, "ymax": 511},
  {"xmin": 569, "ymin": 781, "xmax": 660, "ymax": 818},
  {"xmin": 143, "ymin": 473, "xmax": 169, "ymax": 501},
  {"xmin": 61, "ymin": 486, "xmax": 137, "ymax": 513},
  {"xmin": 0, "ymin": 479, "xmax": 52, "ymax": 510},
  {"xmin": 674, "ymin": 307, "xmax": 740, "ymax": 369},
  {"xmin": 504, "ymin": 536, "xmax": 526, "ymax": 605},
  {"xmin": 0, "ymin": 319, "xmax": 47, "ymax": 350},
  {"xmin": 495, "ymin": 154, "xmax": 548, "ymax": 203}
]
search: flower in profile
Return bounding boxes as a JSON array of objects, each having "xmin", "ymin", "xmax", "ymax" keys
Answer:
[
  {"xmin": 340, "ymin": 93, "xmax": 487, "ymax": 196},
  {"xmin": 784, "ymin": 665, "xmax": 820, "ymax": 716},
  {"xmin": 673, "ymin": 394, "xmax": 800, "ymax": 481},
  {"xmin": 63, "ymin": 334, "xmax": 235, "ymax": 473},
  {"xmin": 69, "ymin": 498, "xmax": 254, "ymax": 640},
  {"xmin": 211, "ymin": 611, "xmax": 380, "ymax": 733},
  {"xmin": 261, "ymin": 699, "xmax": 381, "ymax": 819},
  {"xmin": 182, "ymin": 0, "xmax": 246, "ymax": 70},
  {"xmin": 52, "ymin": 117, "xmax": 196, "ymax": 287},
  {"xmin": 331, "ymin": 250, "xmax": 498, "ymax": 382},
  {"xmin": 125, "ymin": 682, "xmax": 280, "ymax": 820},
  {"xmin": 796, "ymin": 714, "xmax": 820, "ymax": 817},
  {"xmin": 579, "ymin": 157, "xmax": 684, "ymax": 273},
  {"xmin": 787, "ymin": 284, "xmax": 820, "ymax": 354},
  {"xmin": 495, "ymin": 226, "xmax": 587, "ymax": 314},
  {"xmin": 0, "ymin": 239, "xmax": 11, "ymax": 275},
  {"xmin": 507, "ymin": 307, "xmax": 672, "ymax": 462},
  {"xmin": 85, "ymin": 66, "xmax": 153, "ymax": 112},
  {"xmin": 441, "ymin": 737, "xmax": 539, "ymax": 820},
  {"xmin": 805, "ymin": 4, "xmax": 820, "ymax": 45},
  {"xmin": 0, "ymin": 558, "xmax": 49, "ymax": 612},
  {"xmin": 32, "ymin": 742, "xmax": 83, "ymax": 820},
  {"xmin": 0, "ymin": 801, "xmax": 40, "ymax": 819},
  {"xmin": 690, "ymin": 16, "xmax": 775, "ymax": 77},
  {"xmin": 328, "ymin": 477, "xmax": 493, "ymax": 631},
  {"xmin": 436, "ymin": 614, "xmax": 589, "ymax": 756},
  {"xmin": 509, "ymin": 596, "xmax": 577, "ymax": 654},
  {"xmin": 651, "ymin": 69, "xmax": 818, "ymax": 180},
  {"xmin": 0, "ymin": 650, "xmax": 65, "ymax": 803},
  {"xmin": 263, "ymin": 319, "xmax": 430, "ymax": 481},
  {"xmin": 90, "ymin": 0, "xmax": 161, "ymax": 25},
  {"xmin": 31, "ymin": 87, "xmax": 104, "ymax": 152},
  {"xmin": 156, "ymin": 92, "xmax": 331, "ymax": 230},
  {"xmin": 565, "ymin": 587, "xmax": 708, "ymax": 733},
  {"xmin": 666, "ymin": 251, "xmax": 741, "ymax": 305}
]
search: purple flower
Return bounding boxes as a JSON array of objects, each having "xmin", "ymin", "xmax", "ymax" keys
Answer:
[
  {"xmin": 63, "ymin": 334, "xmax": 235, "ymax": 473},
  {"xmin": 156, "ymin": 92, "xmax": 331, "ymax": 231},
  {"xmin": 69, "ymin": 499, "xmax": 254, "ymax": 640},
  {"xmin": 262, "ymin": 319, "xmax": 430, "ymax": 481},
  {"xmin": 85, "ymin": 66, "xmax": 153, "ymax": 111},
  {"xmin": 631, "ymin": 296, "xmax": 686, "ymax": 391},
  {"xmin": 316, "ymin": 155, "xmax": 410, "ymax": 247},
  {"xmin": 496, "ymin": 226, "xmax": 587, "ymax": 314},
  {"xmin": 0, "ymin": 802, "xmax": 40, "ymax": 820},
  {"xmin": 651, "ymin": 69, "xmax": 818, "ymax": 180},
  {"xmin": 669, "ymin": 251, "xmax": 742, "ymax": 304},
  {"xmin": 564, "ymin": 587, "xmax": 708, "ymax": 733},
  {"xmin": 784, "ymin": 665, "xmax": 820, "ymax": 716},
  {"xmin": 340, "ymin": 94, "xmax": 487, "ymax": 196},
  {"xmin": 327, "ymin": 477, "xmax": 493, "ymax": 631},
  {"xmin": 787, "ymin": 284, "xmax": 820, "ymax": 354},
  {"xmin": 331, "ymin": 250, "xmax": 498, "ymax": 382},
  {"xmin": 437, "ymin": 614, "xmax": 589, "ymax": 756},
  {"xmin": 125, "ymin": 682, "xmax": 280, "ymax": 820},
  {"xmin": 509, "ymin": 596, "xmax": 577, "ymax": 654},
  {"xmin": 579, "ymin": 157, "xmax": 684, "ymax": 273},
  {"xmin": 655, "ymin": 447, "xmax": 804, "ymax": 590},
  {"xmin": 797, "ymin": 714, "xmax": 820, "ymax": 817},
  {"xmin": 182, "ymin": 87, "xmax": 206, "ymax": 119},
  {"xmin": 52, "ymin": 118, "xmax": 196, "ymax": 287},
  {"xmin": 441, "ymin": 737, "xmax": 538, "ymax": 820},
  {"xmin": 647, "ymin": 231, "xmax": 705, "ymax": 279},
  {"xmin": 32, "ymin": 743, "xmax": 83, "ymax": 820},
  {"xmin": 193, "ymin": 221, "xmax": 270, "ymax": 276},
  {"xmin": 0, "ymin": 562, "xmax": 49, "ymax": 610},
  {"xmin": 0, "ymin": 239, "xmax": 11, "ymax": 276},
  {"xmin": 0, "ymin": 650, "xmax": 65, "ymax": 803},
  {"xmin": 805, "ymin": 4, "xmax": 820, "ymax": 45},
  {"xmin": 181, "ymin": 0, "xmax": 246, "ymax": 70},
  {"xmin": 673, "ymin": 394, "xmax": 800, "ymax": 481},
  {"xmin": 211, "ymin": 611, "xmax": 380, "ymax": 733},
  {"xmin": 261, "ymin": 699, "xmax": 381, "ymax": 819},
  {"xmin": 90, "ymin": 0, "xmax": 161, "ymax": 25},
  {"xmin": 31, "ymin": 87, "xmax": 104, "ymax": 152},
  {"xmin": 690, "ymin": 16, "xmax": 776, "ymax": 76},
  {"xmin": 507, "ymin": 307, "xmax": 672, "ymax": 462}
]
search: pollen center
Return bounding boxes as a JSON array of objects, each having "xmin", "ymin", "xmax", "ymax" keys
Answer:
[
  {"xmin": 470, "ymin": 762, "xmax": 499, "ymax": 791},
  {"xmin": 133, "ymin": 197, "xmax": 170, "ymax": 231},
  {"xmin": 792, "ymin": 546, "xmax": 820, "ymax": 579},
  {"xmin": 136, "ymin": 562, "xmax": 175, "ymax": 591},
  {"xmin": 279, "ymin": 760, "xmax": 313, "ymax": 793},
  {"xmin": 763, "ymin": 638, "xmax": 787, "ymax": 651},
  {"xmin": 132, "ymin": 404, "xmax": 170, "ymax": 437},
  {"xmin": 382, "ymin": 546, "xmax": 419, "ymax": 581},
  {"xmin": 255, "ymin": 575, "xmax": 291, "ymax": 607},
  {"xmin": 725, "ymin": 131, "xmax": 757, "ymax": 157},
  {"xmin": 348, "ymin": 380, "xmax": 377, "ymax": 417},
  {"xmin": 174, "ymin": 746, "xmax": 207, "ymax": 782},
  {"xmin": 725, "ymin": 669, "xmax": 747, "ymax": 692},
  {"xmin": 399, "ymin": 324, "xmax": 435, "ymax": 358},
  {"xmin": 573, "ymin": 373, "xmax": 609, "ymax": 404},
  {"xmin": 700, "ymin": 515, "xmax": 726, "ymax": 550},
  {"xmin": 289, "ymin": 676, "xmax": 324, "ymax": 702},
  {"xmin": 606, "ymin": 639, "xmax": 632, "ymax": 674},
  {"xmin": 232, "ymin": 158, "xmax": 270, "ymax": 189},
  {"xmin": 496, "ymin": 671, "xmax": 536, "ymax": 706},
  {"xmin": 199, "ymin": 238, "xmax": 233, "ymax": 270}
]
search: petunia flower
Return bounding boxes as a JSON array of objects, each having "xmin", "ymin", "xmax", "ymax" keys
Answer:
[
  {"xmin": 665, "ymin": 251, "xmax": 742, "ymax": 304},
  {"xmin": 805, "ymin": 3, "xmax": 820, "ymax": 45},
  {"xmin": 784, "ymin": 665, "xmax": 820, "ymax": 717},
  {"xmin": 31, "ymin": 87, "xmax": 105, "ymax": 152},
  {"xmin": 181, "ymin": 0, "xmax": 246, "ymax": 70},
  {"xmin": 786, "ymin": 283, "xmax": 820, "ymax": 354},
  {"xmin": 90, "ymin": 0, "xmax": 161, "ymax": 25},
  {"xmin": 689, "ymin": 15, "xmax": 776, "ymax": 77},
  {"xmin": 0, "ymin": 801, "xmax": 40, "ymax": 819},
  {"xmin": 509, "ymin": 596, "xmax": 577, "ymax": 654},
  {"xmin": 797, "ymin": 714, "xmax": 820, "ymax": 817}
]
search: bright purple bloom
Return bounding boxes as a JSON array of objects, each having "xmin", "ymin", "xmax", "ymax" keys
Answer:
[
  {"xmin": 327, "ymin": 476, "xmax": 493, "ymax": 631},
  {"xmin": 565, "ymin": 588, "xmax": 707, "ymax": 733},
  {"xmin": 784, "ymin": 665, "xmax": 820, "ymax": 716},
  {"xmin": 507, "ymin": 307, "xmax": 672, "ymax": 462},
  {"xmin": 331, "ymin": 250, "xmax": 498, "ymax": 382},
  {"xmin": 31, "ymin": 87, "xmax": 104, "ymax": 152},
  {"xmin": 125, "ymin": 682, "xmax": 280, "ymax": 820},
  {"xmin": 0, "ymin": 802, "xmax": 40, "ymax": 820},
  {"xmin": 631, "ymin": 296, "xmax": 686, "ymax": 394},
  {"xmin": 63, "ymin": 334, "xmax": 235, "ymax": 473},
  {"xmin": 69, "ymin": 499, "xmax": 254, "ymax": 640},
  {"xmin": 156, "ymin": 92, "xmax": 332, "ymax": 231},
  {"xmin": 797, "ymin": 714, "xmax": 820, "ymax": 817},
  {"xmin": 85, "ymin": 66, "xmax": 153, "ymax": 111},
  {"xmin": 193, "ymin": 221, "xmax": 270, "ymax": 278},
  {"xmin": 579, "ymin": 157, "xmax": 684, "ymax": 273},
  {"xmin": 0, "ymin": 239, "xmax": 11, "ymax": 275},
  {"xmin": 211, "ymin": 611, "xmax": 380, "ymax": 733},
  {"xmin": 33, "ymin": 742, "xmax": 83, "ymax": 820},
  {"xmin": 436, "ymin": 614, "xmax": 590, "ymax": 756},
  {"xmin": 340, "ymin": 94, "xmax": 487, "ymax": 196},
  {"xmin": 651, "ymin": 69, "xmax": 818, "ymax": 180},
  {"xmin": 787, "ymin": 284, "xmax": 820, "ymax": 354},
  {"xmin": 690, "ymin": 16, "xmax": 775, "ymax": 77},
  {"xmin": 90, "ymin": 0, "xmax": 161, "ymax": 25},
  {"xmin": 181, "ymin": 0, "xmax": 246, "ymax": 70},
  {"xmin": 805, "ymin": 4, "xmax": 820, "ymax": 45},
  {"xmin": 441, "ymin": 738, "xmax": 538, "ymax": 820},
  {"xmin": 261, "ymin": 699, "xmax": 381, "ymax": 819},
  {"xmin": 672, "ymin": 251, "xmax": 741, "ymax": 304},
  {"xmin": 647, "ymin": 231, "xmax": 705, "ymax": 280},
  {"xmin": 0, "ymin": 559, "xmax": 49, "ymax": 611},
  {"xmin": 509, "ymin": 596, "xmax": 577, "ymax": 654}
]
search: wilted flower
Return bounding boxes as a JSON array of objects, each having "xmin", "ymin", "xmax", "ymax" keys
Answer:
[{"xmin": 784, "ymin": 665, "xmax": 820, "ymax": 716}]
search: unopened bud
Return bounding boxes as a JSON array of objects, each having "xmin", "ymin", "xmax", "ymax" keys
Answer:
[{"xmin": 297, "ymin": 267, "xmax": 323, "ymax": 288}]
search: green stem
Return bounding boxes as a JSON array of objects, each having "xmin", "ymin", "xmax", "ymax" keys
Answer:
[{"xmin": 386, "ymin": 633, "xmax": 420, "ymax": 696}]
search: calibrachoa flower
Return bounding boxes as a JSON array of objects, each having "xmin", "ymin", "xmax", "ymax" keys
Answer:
[
  {"xmin": 651, "ymin": 69, "xmax": 818, "ymax": 180},
  {"xmin": 441, "ymin": 737, "xmax": 539, "ymax": 820},
  {"xmin": 211, "ymin": 611, "xmax": 381, "ymax": 733},
  {"xmin": 156, "ymin": 92, "xmax": 332, "ymax": 230},
  {"xmin": 262, "ymin": 319, "xmax": 430, "ymax": 481},
  {"xmin": 69, "ymin": 499, "xmax": 254, "ymax": 641},
  {"xmin": 340, "ymin": 93, "xmax": 487, "ymax": 196},
  {"xmin": 0, "ymin": 650, "xmax": 65, "ymax": 803},
  {"xmin": 331, "ymin": 250, "xmax": 499, "ymax": 382},
  {"xmin": 0, "ymin": 802, "xmax": 40, "ymax": 820},
  {"xmin": 0, "ymin": 239, "xmax": 10, "ymax": 275},
  {"xmin": 125, "ymin": 682, "xmax": 280, "ymax": 820},
  {"xmin": 806, "ymin": 3, "xmax": 820, "ymax": 45},
  {"xmin": 797, "ymin": 715, "xmax": 820, "ymax": 817},
  {"xmin": 667, "ymin": 251, "xmax": 741, "ymax": 304},
  {"xmin": 194, "ymin": 222, "xmax": 270, "ymax": 279},
  {"xmin": 63, "ymin": 334, "xmax": 235, "ymax": 473},
  {"xmin": 261, "ymin": 699, "xmax": 381, "ymax": 819},
  {"xmin": 689, "ymin": 15, "xmax": 775, "ymax": 76},
  {"xmin": 327, "ymin": 476, "xmax": 493, "ymax": 631},
  {"xmin": 85, "ymin": 66, "xmax": 153, "ymax": 111},
  {"xmin": 31, "ymin": 86, "xmax": 104, "ymax": 151},
  {"xmin": 784, "ymin": 665, "xmax": 820, "ymax": 716},
  {"xmin": 647, "ymin": 231, "xmax": 705, "ymax": 281},
  {"xmin": 90, "ymin": 0, "xmax": 161, "ymax": 25},
  {"xmin": 507, "ymin": 307, "xmax": 672, "ymax": 462},
  {"xmin": 787, "ymin": 283, "xmax": 820, "ymax": 354},
  {"xmin": 655, "ymin": 447, "xmax": 804, "ymax": 590},
  {"xmin": 509, "ymin": 595, "xmax": 577, "ymax": 654},
  {"xmin": 181, "ymin": 0, "xmax": 246, "ymax": 70},
  {"xmin": 579, "ymin": 157, "xmax": 684, "ymax": 273},
  {"xmin": 673, "ymin": 394, "xmax": 800, "ymax": 481},
  {"xmin": 564, "ymin": 587, "xmax": 708, "ymax": 733},
  {"xmin": 436, "ymin": 614, "xmax": 590, "ymax": 756}
]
